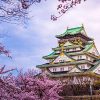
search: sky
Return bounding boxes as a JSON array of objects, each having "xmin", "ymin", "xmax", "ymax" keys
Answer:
[{"xmin": 0, "ymin": 0, "xmax": 100, "ymax": 72}]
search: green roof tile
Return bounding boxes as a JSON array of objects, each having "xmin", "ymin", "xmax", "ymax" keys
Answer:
[
  {"xmin": 83, "ymin": 42, "xmax": 94, "ymax": 52},
  {"xmin": 43, "ymin": 51, "xmax": 58, "ymax": 59},
  {"xmin": 56, "ymin": 26, "xmax": 83, "ymax": 38}
]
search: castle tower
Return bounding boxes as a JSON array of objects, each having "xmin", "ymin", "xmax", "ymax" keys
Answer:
[{"xmin": 36, "ymin": 25, "xmax": 100, "ymax": 78}]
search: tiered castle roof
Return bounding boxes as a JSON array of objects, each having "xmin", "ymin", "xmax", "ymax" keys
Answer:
[{"xmin": 36, "ymin": 25, "xmax": 100, "ymax": 77}]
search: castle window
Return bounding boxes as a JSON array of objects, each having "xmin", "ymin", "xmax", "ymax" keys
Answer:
[
  {"xmin": 86, "ymin": 56, "xmax": 88, "ymax": 60},
  {"xmin": 59, "ymin": 60, "xmax": 64, "ymax": 63},
  {"xmin": 98, "ymin": 69, "xmax": 100, "ymax": 73},
  {"xmin": 68, "ymin": 66, "xmax": 72, "ymax": 70},
  {"xmin": 90, "ymin": 58, "xmax": 93, "ymax": 62},
  {"xmin": 60, "ymin": 67, "xmax": 64, "ymax": 71},
  {"xmin": 81, "ymin": 65, "xmax": 85, "ymax": 69},
  {"xmin": 66, "ymin": 49, "xmax": 69, "ymax": 52},
  {"xmin": 73, "ymin": 48, "xmax": 76, "ymax": 51},
  {"xmin": 53, "ymin": 68, "xmax": 56, "ymax": 72},
  {"xmin": 78, "ymin": 55, "xmax": 82, "ymax": 59}
]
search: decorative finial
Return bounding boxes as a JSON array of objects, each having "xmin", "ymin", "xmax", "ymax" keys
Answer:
[
  {"xmin": 82, "ymin": 24, "xmax": 84, "ymax": 28},
  {"xmin": 81, "ymin": 24, "xmax": 87, "ymax": 36},
  {"xmin": 67, "ymin": 26, "xmax": 69, "ymax": 30}
]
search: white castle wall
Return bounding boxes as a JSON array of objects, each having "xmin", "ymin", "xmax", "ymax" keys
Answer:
[
  {"xmin": 49, "ymin": 65, "xmax": 73, "ymax": 72},
  {"xmin": 78, "ymin": 64, "xmax": 91, "ymax": 69},
  {"xmin": 72, "ymin": 55, "xmax": 94, "ymax": 62}
]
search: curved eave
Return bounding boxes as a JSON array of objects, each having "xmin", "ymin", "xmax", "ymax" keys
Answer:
[
  {"xmin": 47, "ymin": 72, "xmax": 100, "ymax": 78},
  {"xmin": 43, "ymin": 42, "xmax": 98, "ymax": 60},
  {"xmin": 56, "ymin": 33, "xmax": 76, "ymax": 38},
  {"xmin": 56, "ymin": 35, "xmax": 64, "ymax": 38},
  {"xmin": 36, "ymin": 60, "xmax": 94, "ymax": 68},
  {"xmin": 43, "ymin": 51, "xmax": 99, "ymax": 60},
  {"xmin": 43, "ymin": 52, "xmax": 99, "ymax": 60},
  {"xmin": 42, "ymin": 51, "xmax": 57, "ymax": 59},
  {"xmin": 85, "ymin": 52, "xmax": 99, "ymax": 59},
  {"xmin": 88, "ymin": 59, "xmax": 100, "ymax": 71},
  {"xmin": 43, "ymin": 55, "xmax": 58, "ymax": 59},
  {"xmin": 83, "ymin": 42, "xmax": 94, "ymax": 52},
  {"xmin": 56, "ymin": 26, "xmax": 83, "ymax": 38},
  {"xmin": 56, "ymin": 33, "xmax": 93, "ymax": 41},
  {"xmin": 52, "ymin": 45, "xmax": 83, "ymax": 51}
]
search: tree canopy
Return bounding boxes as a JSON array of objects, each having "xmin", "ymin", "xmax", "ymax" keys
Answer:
[{"xmin": 0, "ymin": 0, "xmax": 86, "ymax": 22}]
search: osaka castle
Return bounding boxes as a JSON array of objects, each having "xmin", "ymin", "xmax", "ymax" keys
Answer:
[{"xmin": 36, "ymin": 25, "xmax": 100, "ymax": 78}]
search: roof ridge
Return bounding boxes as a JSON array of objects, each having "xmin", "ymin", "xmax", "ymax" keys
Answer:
[{"xmin": 67, "ymin": 26, "xmax": 82, "ymax": 30}]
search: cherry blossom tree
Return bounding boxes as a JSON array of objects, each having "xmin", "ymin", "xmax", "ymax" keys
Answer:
[
  {"xmin": 0, "ymin": 0, "xmax": 41, "ymax": 23},
  {"xmin": 0, "ymin": 0, "xmax": 86, "ymax": 22},
  {"xmin": 0, "ymin": 47, "xmax": 12, "ymax": 74},
  {"xmin": 51, "ymin": 0, "xmax": 87, "ymax": 21},
  {"xmin": 0, "ymin": 70, "xmax": 63, "ymax": 100},
  {"xmin": 0, "ymin": 65, "xmax": 15, "ymax": 74},
  {"xmin": 0, "ymin": 43, "xmax": 10, "ymax": 57},
  {"xmin": 0, "ymin": 41, "xmax": 13, "ymax": 75}
]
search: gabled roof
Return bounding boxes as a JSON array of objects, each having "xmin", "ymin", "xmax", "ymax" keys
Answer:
[
  {"xmin": 56, "ymin": 26, "xmax": 85, "ymax": 38},
  {"xmin": 69, "ymin": 66, "xmax": 82, "ymax": 73},
  {"xmin": 53, "ymin": 53, "xmax": 75, "ymax": 63}
]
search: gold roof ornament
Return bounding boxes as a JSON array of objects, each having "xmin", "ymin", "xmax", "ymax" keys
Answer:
[
  {"xmin": 60, "ymin": 43, "xmax": 64, "ymax": 56},
  {"xmin": 73, "ymin": 38, "xmax": 82, "ymax": 46}
]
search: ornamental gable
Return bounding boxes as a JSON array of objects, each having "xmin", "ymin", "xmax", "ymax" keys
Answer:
[
  {"xmin": 53, "ymin": 54, "xmax": 73, "ymax": 63},
  {"xmin": 69, "ymin": 67, "xmax": 81, "ymax": 73}
]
